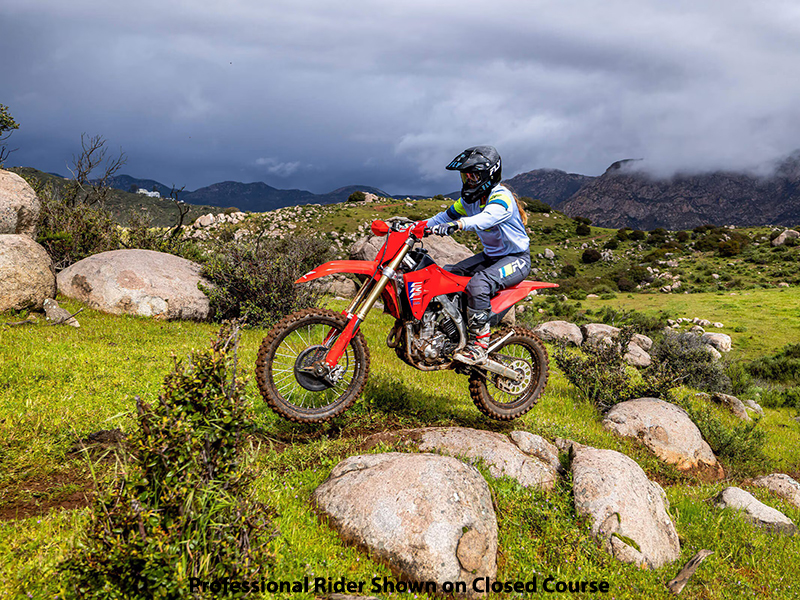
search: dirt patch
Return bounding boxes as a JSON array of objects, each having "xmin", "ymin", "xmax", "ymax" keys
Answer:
[{"xmin": 0, "ymin": 469, "xmax": 94, "ymax": 522}]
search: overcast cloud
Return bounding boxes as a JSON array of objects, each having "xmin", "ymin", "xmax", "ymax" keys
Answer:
[{"xmin": 2, "ymin": 0, "xmax": 800, "ymax": 195}]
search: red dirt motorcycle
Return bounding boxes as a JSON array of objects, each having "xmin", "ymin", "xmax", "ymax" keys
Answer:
[{"xmin": 255, "ymin": 220, "xmax": 558, "ymax": 423}]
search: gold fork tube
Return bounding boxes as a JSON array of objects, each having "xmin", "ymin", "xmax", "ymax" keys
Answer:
[{"xmin": 355, "ymin": 241, "xmax": 413, "ymax": 321}]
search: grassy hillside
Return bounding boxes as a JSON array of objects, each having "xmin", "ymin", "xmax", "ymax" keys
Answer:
[
  {"xmin": 2, "ymin": 194, "xmax": 800, "ymax": 598},
  {"xmin": 1, "ymin": 294, "xmax": 800, "ymax": 598}
]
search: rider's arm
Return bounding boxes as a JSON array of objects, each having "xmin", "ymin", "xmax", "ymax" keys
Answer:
[
  {"xmin": 457, "ymin": 197, "xmax": 512, "ymax": 232},
  {"xmin": 426, "ymin": 198, "xmax": 467, "ymax": 228}
]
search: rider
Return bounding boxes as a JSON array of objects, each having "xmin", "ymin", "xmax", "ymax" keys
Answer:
[{"xmin": 424, "ymin": 145, "xmax": 531, "ymax": 365}]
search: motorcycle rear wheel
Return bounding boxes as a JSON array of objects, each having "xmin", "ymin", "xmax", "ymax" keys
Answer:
[
  {"xmin": 468, "ymin": 327, "xmax": 549, "ymax": 421},
  {"xmin": 255, "ymin": 308, "xmax": 370, "ymax": 423}
]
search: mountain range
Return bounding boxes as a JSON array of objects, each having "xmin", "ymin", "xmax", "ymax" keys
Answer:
[{"xmin": 107, "ymin": 151, "xmax": 800, "ymax": 229}]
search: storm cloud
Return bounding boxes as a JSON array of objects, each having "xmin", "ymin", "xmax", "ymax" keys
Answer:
[{"xmin": 2, "ymin": 0, "xmax": 800, "ymax": 195}]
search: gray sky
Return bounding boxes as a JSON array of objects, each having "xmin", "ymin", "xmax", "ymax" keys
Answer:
[{"xmin": 2, "ymin": 0, "xmax": 800, "ymax": 195}]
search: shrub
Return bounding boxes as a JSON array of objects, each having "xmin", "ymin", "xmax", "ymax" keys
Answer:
[
  {"xmin": 616, "ymin": 277, "xmax": 636, "ymax": 292},
  {"xmin": 746, "ymin": 343, "xmax": 800, "ymax": 384},
  {"xmin": 616, "ymin": 228, "xmax": 630, "ymax": 241},
  {"xmin": 201, "ymin": 235, "xmax": 334, "ymax": 328},
  {"xmin": 677, "ymin": 398, "xmax": 769, "ymax": 477},
  {"xmin": 62, "ymin": 325, "xmax": 273, "ymax": 598},
  {"xmin": 758, "ymin": 386, "xmax": 800, "ymax": 409},
  {"xmin": 581, "ymin": 248, "xmax": 601, "ymax": 264},
  {"xmin": 676, "ymin": 231, "xmax": 690, "ymax": 243},
  {"xmin": 560, "ymin": 264, "xmax": 577, "ymax": 277},
  {"xmin": 575, "ymin": 223, "xmax": 591, "ymax": 236},
  {"xmin": 35, "ymin": 182, "xmax": 122, "ymax": 270},
  {"xmin": 521, "ymin": 197, "xmax": 553, "ymax": 213},
  {"xmin": 347, "ymin": 191, "xmax": 366, "ymax": 203},
  {"xmin": 649, "ymin": 332, "xmax": 731, "ymax": 393},
  {"xmin": 603, "ymin": 238, "xmax": 619, "ymax": 250},
  {"xmin": 554, "ymin": 328, "xmax": 672, "ymax": 411},
  {"xmin": 718, "ymin": 240, "xmax": 741, "ymax": 257},
  {"xmin": 629, "ymin": 230, "xmax": 646, "ymax": 241}
]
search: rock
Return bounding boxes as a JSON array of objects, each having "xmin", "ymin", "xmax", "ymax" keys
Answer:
[
  {"xmin": 313, "ymin": 453, "xmax": 497, "ymax": 596},
  {"xmin": 414, "ymin": 427, "xmax": 560, "ymax": 490},
  {"xmin": 194, "ymin": 213, "xmax": 215, "ymax": 228},
  {"xmin": 543, "ymin": 248, "xmax": 555, "ymax": 260},
  {"xmin": 57, "ymin": 249, "xmax": 211, "ymax": 320},
  {"xmin": 701, "ymin": 332, "xmax": 732, "ymax": 353},
  {"xmin": 713, "ymin": 322, "xmax": 724, "ymax": 328},
  {"xmin": 711, "ymin": 392, "xmax": 751, "ymax": 421},
  {"xmin": 532, "ymin": 320, "xmax": 583, "ymax": 346},
  {"xmin": 314, "ymin": 274, "xmax": 358, "ymax": 298},
  {"xmin": 509, "ymin": 431, "xmax": 564, "ymax": 474},
  {"xmin": 498, "ymin": 305, "xmax": 515, "ymax": 326},
  {"xmin": 350, "ymin": 232, "xmax": 472, "ymax": 267},
  {"xmin": 743, "ymin": 398, "xmax": 764, "ymax": 416},
  {"xmin": 43, "ymin": 298, "xmax": 79, "ymax": 327},
  {"xmin": 0, "ymin": 169, "xmax": 40, "ymax": 236},
  {"xmin": 713, "ymin": 487, "xmax": 797, "ymax": 534},
  {"xmin": 631, "ymin": 333, "xmax": 653, "ymax": 352},
  {"xmin": 571, "ymin": 445, "xmax": 681, "ymax": 568},
  {"xmin": 581, "ymin": 323, "xmax": 620, "ymax": 346},
  {"xmin": 751, "ymin": 474, "xmax": 800, "ymax": 509},
  {"xmin": 0, "ymin": 234, "xmax": 56, "ymax": 312},
  {"xmin": 602, "ymin": 398, "xmax": 723, "ymax": 480},
  {"xmin": 703, "ymin": 345, "xmax": 722, "ymax": 361},
  {"xmin": 623, "ymin": 343, "xmax": 652, "ymax": 367},
  {"xmin": 771, "ymin": 230, "xmax": 800, "ymax": 247}
]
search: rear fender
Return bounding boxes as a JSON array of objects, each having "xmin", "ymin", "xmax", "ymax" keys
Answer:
[
  {"xmin": 295, "ymin": 260, "xmax": 379, "ymax": 284},
  {"xmin": 491, "ymin": 281, "xmax": 559, "ymax": 315}
]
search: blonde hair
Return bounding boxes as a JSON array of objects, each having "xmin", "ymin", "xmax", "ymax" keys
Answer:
[{"xmin": 503, "ymin": 184, "xmax": 528, "ymax": 226}]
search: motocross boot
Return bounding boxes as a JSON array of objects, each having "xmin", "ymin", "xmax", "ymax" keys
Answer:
[{"xmin": 454, "ymin": 308, "xmax": 492, "ymax": 365}]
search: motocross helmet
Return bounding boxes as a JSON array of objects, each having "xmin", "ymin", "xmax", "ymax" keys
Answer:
[{"xmin": 446, "ymin": 145, "xmax": 502, "ymax": 203}]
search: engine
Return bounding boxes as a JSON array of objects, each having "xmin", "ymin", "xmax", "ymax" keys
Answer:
[{"xmin": 407, "ymin": 300, "xmax": 462, "ymax": 365}]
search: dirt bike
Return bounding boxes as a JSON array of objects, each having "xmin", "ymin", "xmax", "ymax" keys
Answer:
[{"xmin": 255, "ymin": 219, "xmax": 558, "ymax": 423}]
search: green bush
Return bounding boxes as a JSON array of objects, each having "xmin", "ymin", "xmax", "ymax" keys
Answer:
[
  {"xmin": 35, "ymin": 182, "xmax": 121, "ymax": 270},
  {"xmin": 758, "ymin": 386, "xmax": 800, "ymax": 409},
  {"xmin": 581, "ymin": 248, "xmax": 601, "ymax": 264},
  {"xmin": 575, "ymin": 223, "xmax": 591, "ymax": 236},
  {"xmin": 347, "ymin": 191, "xmax": 366, "ymax": 203},
  {"xmin": 746, "ymin": 343, "xmax": 800, "ymax": 384},
  {"xmin": 629, "ymin": 230, "xmax": 646, "ymax": 241},
  {"xmin": 521, "ymin": 197, "xmax": 553, "ymax": 213},
  {"xmin": 201, "ymin": 235, "xmax": 334, "ymax": 328},
  {"xmin": 650, "ymin": 332, "xmax": 731, "ymax": 393},
  {"xmin": 616, "ymin": 228, "xmax": 631, "ymax": 241},
  {"xmin": 62, "ymin": 325, "xmax": 273, "ymax": 598},
  {"xmin": 603, "ymin": 238, "xmax": 619, "ymax": 250},
  {"xmin": 554, "ymin": 328, "xmax": 674, "ymax": 411},
  {"xmin": 677, "ymin": 398, "xmax": 769, "ymax": 477}
]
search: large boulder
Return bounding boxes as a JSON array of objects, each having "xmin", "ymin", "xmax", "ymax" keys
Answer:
[
  {"xmin": 0, "ymin": 169, "xmax": 40, "ymax": 236},
  {"xmin": 56, "ymin": 249, "xmax": 211, "ymax": 320},
  {"xmin": 580, "ymin": 323, "xmax": 620, "ymax": 346},
  {"xmin": 350, "ymin": 232, "xmax": 473, "ymax": 267},
  {"xmin": 532, "ymin": 320, "xmax": 583, "ymax": 346},
  {"xmin": 0, "ymin": 234, "xmax": 56, "ymax": 312},
  {"xmin": 714, "ymin": 487, "xmax": 797, "ymax": 534},
  {"xmin": 751, "ymin": 474, "xmax": 800, "ymax": 509},
  {"xmin": 771, "ymin": 229, "xmax": 800, "ymax": 247},
  {"xmin": 571, "ymin": 445, "xmax": 681, "ymax": 568},
  {"xmin": 701, "ymin": 332, "xmax": 732, "ymax": 353},
  {"xmin": 414, "ymin": 427, "xmax": 561, "ymax": 490},
  {"xmin": 603, "ymin": 398, "xmax": 723, "ymax": 480},
  {"xmin": 313, "ymin": 453, "xmax": 497, "ymax": 597}
]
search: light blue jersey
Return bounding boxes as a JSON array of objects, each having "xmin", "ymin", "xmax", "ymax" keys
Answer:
[{"xmin": 426, "ymin": 184, "xmax": 529, "ymax": 257}]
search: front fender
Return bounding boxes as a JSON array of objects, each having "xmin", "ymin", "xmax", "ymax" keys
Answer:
[{"xmin": 295, "ymin": 260, "xmax": 379, "ymax": 284}]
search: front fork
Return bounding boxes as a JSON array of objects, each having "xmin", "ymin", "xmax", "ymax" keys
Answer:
[{"xmin": 321, "ymin": 237, "xmax": 415, "ymax": 369}]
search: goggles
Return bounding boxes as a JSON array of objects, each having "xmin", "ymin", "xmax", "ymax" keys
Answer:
[{"xmin": 460, "ymin": 171, "xmax": 482, "ymax": 185}]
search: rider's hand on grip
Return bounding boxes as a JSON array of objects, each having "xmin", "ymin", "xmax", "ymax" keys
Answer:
[{"xmin": 431, "ymin": 222, "xmax": 459, "ymax": 236}]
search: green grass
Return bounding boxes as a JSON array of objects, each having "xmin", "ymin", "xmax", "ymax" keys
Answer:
[{"xmin": 2, "ymin": 296, "xmax": 800, "ymax": 598}]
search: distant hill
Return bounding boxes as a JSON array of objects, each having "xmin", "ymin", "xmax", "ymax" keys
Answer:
[
  {"xmin": 559, "ymin": 153, "xmax": 800, "ymax": 229},
  {"xmin": 504, "ymin": 169, "xmax": 595, "ymax": 207}
]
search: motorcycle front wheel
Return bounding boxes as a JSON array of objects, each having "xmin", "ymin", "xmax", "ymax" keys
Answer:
[
  {"xmin": 255, "ymin": 308, "xmax": 370, "ymax": 423},
  {"xmin": 468, "ymin": 327, "xmax": 549, "ymax": 421}
]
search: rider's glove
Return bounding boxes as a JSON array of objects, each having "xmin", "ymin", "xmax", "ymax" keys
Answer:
[{"xmin": 431, "ymin": 221, "xmax": 459, "ymax": 236}]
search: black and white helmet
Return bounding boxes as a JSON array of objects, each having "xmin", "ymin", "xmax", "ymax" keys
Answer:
[{"xmin": 446, "ymin": 145, "xmax": 502, "ymax": 203}]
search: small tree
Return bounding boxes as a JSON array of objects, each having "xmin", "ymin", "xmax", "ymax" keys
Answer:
[
  {"xmin": 347, "ymin": 191, "xmax": 366, "ymax": 203},
  {"xmin": 0, "ymin": 104, "xmax": 20, "ymax": 164}
]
